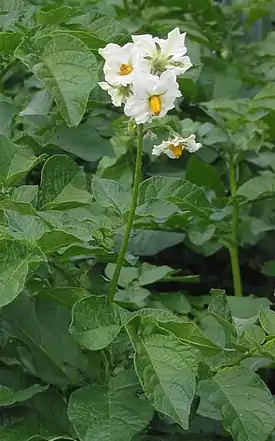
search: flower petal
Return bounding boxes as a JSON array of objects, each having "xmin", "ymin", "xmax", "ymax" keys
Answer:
[
  {"xmin": 124, "ymin": 96, "xmax": 150, "ymax": 124},
  {"xmin": 132, "ymin": 34, "xmax": 156, "ymax": 57}
]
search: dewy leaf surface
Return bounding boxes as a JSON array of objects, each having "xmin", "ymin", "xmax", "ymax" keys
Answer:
[
  {"xmin": 15, "ymin": 32, "xmax": 98, "ymax": 126},
  {"xmin": 70, "ymin": 295, "xmax": 130, "ymax": 350},
  {"xmin": 68, "ymin": 370, "xmax": 154, "ymax": 441},
  {"xmin": 126, "ymin": 316, "xmax": 198, "ymax": 429},
  {"xmin": 213, "ymin": 366, "xmax": 275, "ymax": 441}
]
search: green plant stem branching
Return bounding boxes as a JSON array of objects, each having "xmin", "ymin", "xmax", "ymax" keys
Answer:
[
  {"xmin": 109, "ymin": 125, "xmax": 144, "ymax": 301},
  {"xmin": 228, "ymin": 160, "xmax": 243, "ymax": 297}
]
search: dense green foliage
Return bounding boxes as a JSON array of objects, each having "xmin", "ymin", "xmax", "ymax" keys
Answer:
[{"xmin": 1, "ymin": 0, "xmax": 275, "ymax": 440}]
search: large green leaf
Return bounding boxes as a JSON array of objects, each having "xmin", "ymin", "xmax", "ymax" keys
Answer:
[
  {"xmin": 15, "ymin": 32, "xmax": 98, "ymax": 126},
  {"xmin": 260, "ymin": 308, "xmax": 275, "ymax": 335},
  {"xmin": 68, "ymin": 370, "xmax": 154, "ymax": 441},
  {"xmin": 0, "ymin": 388, "xmax": 74, "ymax": 441},
  {"xmin": 1, "ymin": 293, "xmax": 86, "ymax": 387},
  {"xmin": 0, "ymin": 32, "xmax": 21, "ymax": 52},
  {"xmin": 0, "ymin": 239, "xmax": 45, "ymax": 309},
  {"xmin": 138, "ymin": 176, "xmax": 212, "ymax": 218},
  {"xmin": 126, "ymin": 316, "xmax": 198, "ymax": 429},
  {"xmin": 0, "ymin": 0, "xmax": 23, "ymax": 12},
  {"xmin": 70, "ymin": 295, "xmax": 130, "ymax": 350},
  {"xmin": 0, "ymin": 135, "xmax": 45, "ymax": 186},
  {"xmin": 185, "ymin": 155, "xmax": 225, "ymax": 197},
  {"xmin": 0, "ymin": 384, "xmax": 47, "ymax": 407},
  {"xmin": 208, "ymin": 366, "xmax": 275, "ymax": 441},
  {"xmin": 237, "ymin": 174, "xmax": 275, "ymax": 201},
  {"xmin": 92, "ymin": 178, "xmax": 131, "ymax": 214},
  {"xmin": 160, "ymin": 321, "xmax": 221, "ymax": 355},
  {"xmin": 50, "ymin": 123, "xmax": 113, "ymax": 162},
  {"xmin": 0, "ymin": 97, "xmax": 15, "ymax": 137},
  {"xmin": 37, "ymin": 230, "xmax": 83, "ymax": 254},
  {"xmin": 3, "ymin": 201, "xmax": 49, "ymax": 241},
  {"xmin": 38, "ymin": 286, "xmax": 88, "ymax": 308},
  {"xmin": 126, "ymin": 229, "xmax": 185, "ymax": 256},
  {"xmin": 67, "ymin": 11, "xmax": 129, "ymax": 50},
  {"xmin": 37, "ymin": 155, "xmax": 93, "ymax": 210}
]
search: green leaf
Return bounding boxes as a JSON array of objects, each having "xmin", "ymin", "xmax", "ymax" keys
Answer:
[
  {"xmin": 150, "ymin": 291, "xmax": 192, "ymax": 314},
  {"xmin": 37, "ymin": 230, "xmax": 82, "ymax": 254},
  {"xmin": 185, "ymin": 155, "xmax": 225, "ymax": 197},
  {"xmin": 126, "ymin": 230, "xmax": 185, "ymax": 256},
  {"xmin": 208, "ymin": 293, "xmax": 233, "ymax": 324},
  {"xmin": 105, "ymin": 264, "xmax": 139, "ymax": 287},
  {"xmin": 138, "ymin": 263, "xmax": 172, "ymax": 286},
  {"xmin": 19, "ymin": 89, "xmax": 53, "ymax": 117},
  {"xmin": 38, "ymin": 155, "xmax": 93, "ymax": 210},
  {"xmin": 160, "ymin": 321, "xmax": 221, "ymax": 355},
  {"xmin": 68, "ymin": 370, "xmax": 154, "ymax": 441},
  {"xmin": 70, "ymin": 295, "xmax": 130, "ymax": 350},
  {"xmin": 0, "ymin": 0, "xmax": 23, "ymax": 12},
  {"xmin": 237, "ymin": 174, "xmax": 275, "ymax": 201},
  {"xmin": 262, "ymin": 338, "xmax": 275, "ymax": 360},
  {"xmin": 0, "ymin": 239, "xmax": 45, "ymax": 309},
  {"xmin": 211, "ymin": 366, "xmax": 275, "ymax": 441},
  {"xmin": 227, "ymin": 296, "xmax": 271, "ymax": 319},
  {"xmin": 126, "ymin": 316, "xmax": 197, "ymax": 429},
  {"xmin": 92, "ymin": 178, "xmax": 130, "ymax": 214},
  {"xmin": 115, "ymin": 285, "xmax": 150, "ymax": 309},
  {"xmin": 50, "ymin": 124, "xmax": 113, "ymax": 162},
  {"xmin": 244, "ymin": 324, "xmax": 265, "ymax": 346},
  {"xmin": 0, "ymin": 383, "xmax": 47, "ymax": 407},
  {"xmin": 138, "ymin": 176, "xmax": 212, "ymax": 219},
  {"xmin": 2, "ymin": 293, "xmax": 86, "ymax": 387},
  {"xmin": 0, "ymin": 388, "xmax": 74, "ymax": 440},
  {"xmin": 15, "ymin": 33, "xmax": 98, "ymax": 127},
  {"xmin": 0, "ymin": 135, "xmax": 45, "ymax": 186},
  {"xmin": 135, "ymin": 307, "xmax": 186, "ymax": 323},
  {"xmin": 11, "ymin": 185, "xmax": 38, "ymax": 203},
  {"xmin": 68, "ymin": 11, "xmax": 129, "ymax": 50},
  {"xmin": 0, "ymin": 97, "xmax": 15, "ymax": 137},
  {"xmin": 4, "ymin": 202, "xmax": 49, "ymax": 241},
  {"xmin": 0, "ymin": 32, "xmax": 21, "ymax": 52},
  {"xmin": 35, "ymin": 6, "xmax": 77, "ymax": 25},
  {"xmin": 38, "ymin": 286, "xmax": 88, "ymax": 308},
  {"xmin": 260, "ymin": 308, "xmax": 275, "ymax": 335},
  {"xmin": 262, "ymin": 260, "xmax": 275, "ymax": 276}
]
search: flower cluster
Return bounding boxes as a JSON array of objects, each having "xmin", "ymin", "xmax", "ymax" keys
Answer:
[{"xmin": 99, "ymin": 27, "xmax": 201, "ymax": 159}]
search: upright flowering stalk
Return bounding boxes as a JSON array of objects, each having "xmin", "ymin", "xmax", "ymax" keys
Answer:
[{"xmin": 98, "ymin": 28, "xmax": 201, "ymax": 301}]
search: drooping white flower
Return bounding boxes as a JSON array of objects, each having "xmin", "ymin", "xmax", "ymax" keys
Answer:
[
  {"xmin": 124, "ymin": 71, "xmax": 181, "ymax": 124},
  {"xmin": 152, "ymin": 134, "xmax": 202, "ymax": 159},
  {"xmin": 132, "ymin": 27, "xmax": 192, "ymax": 76},
  {"xmin": 98, "ymin": 42, "xmax": 140, "ymax": 86},
  {"xmin": 98, "ymin": 82, "xmax": 130, "ymax": 107}
]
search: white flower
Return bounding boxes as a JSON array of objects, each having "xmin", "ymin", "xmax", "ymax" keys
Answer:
[
  {"xmin": 152, "ymin": 134, "xmax": 202, "ymax": 159},
  {"xmin": 124, "ymin": 71, "xmax": 181, "ymax": 124},
  {"xmin": 98, "ymin": 82, "xmax": 130, "ymax": 107},
  {"xmin": 132, "ymin": 27, "xmax": 192, "ymax": 76},
  {"xmin": 98, "ymin": 42, "xmax": 140, "ymax": 86}
]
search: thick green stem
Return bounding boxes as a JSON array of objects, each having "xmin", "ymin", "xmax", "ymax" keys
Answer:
[
  {"xmin": 108, "ymin": 125, "xmax": 144, "ymax": 301},
  {"xmin": 228, "ymin": 161, "xmax": 243, "ymax": 297}
]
